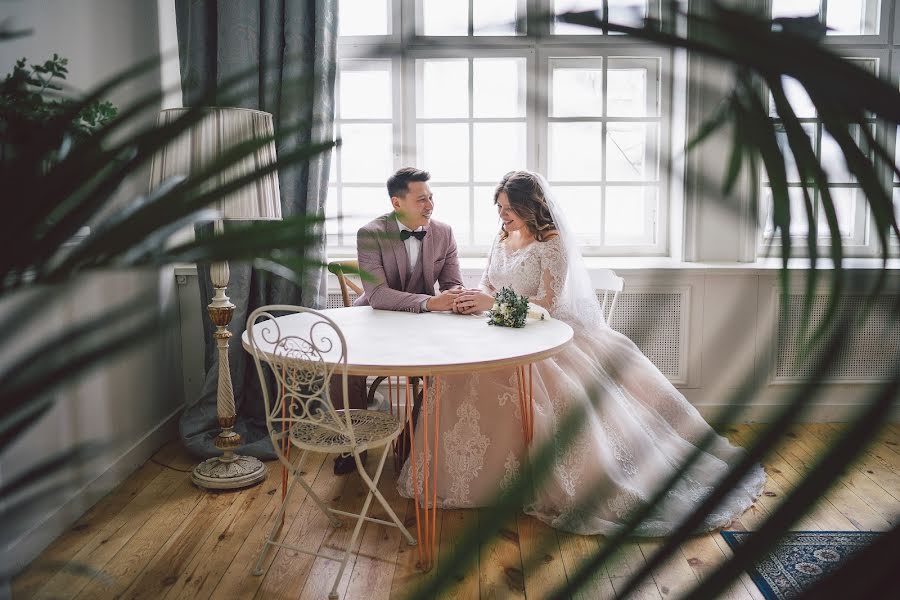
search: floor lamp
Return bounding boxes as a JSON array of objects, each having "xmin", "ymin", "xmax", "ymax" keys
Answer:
[{"xmin": 149, "ymin": 107, "xmax": 282, "ymax": 490}]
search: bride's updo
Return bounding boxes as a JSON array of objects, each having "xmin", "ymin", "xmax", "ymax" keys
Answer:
[{"xmin": 494, "ymin": 171, "xmax": 557, "ymax": 241}]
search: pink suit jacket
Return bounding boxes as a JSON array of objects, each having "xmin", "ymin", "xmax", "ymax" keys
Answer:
[{"xmin": 354, "ymin": 213, "xmax": 463, "ymax": 312}]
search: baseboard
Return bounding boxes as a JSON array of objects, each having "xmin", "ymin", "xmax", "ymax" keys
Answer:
[
  {"xmin": 692, "ymin": 402, "xmax": 900, "ymax": 424},
  {"xmin": 3, "ymin": 406, "xmax": 182, "ymax": 576}
]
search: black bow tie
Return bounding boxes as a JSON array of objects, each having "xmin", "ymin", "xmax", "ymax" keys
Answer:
[{"xmin": 400, "ymin": 229, "xmax": 426, "ymax": 241}]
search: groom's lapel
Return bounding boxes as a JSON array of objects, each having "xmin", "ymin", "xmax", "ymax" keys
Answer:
[
  {"xmin": 422, "ymin": 225, "xmax": 435, "ymax": 286},
  {"xmin": 385, "ymin": 215, "xmax": 408, "ymax": 285}
]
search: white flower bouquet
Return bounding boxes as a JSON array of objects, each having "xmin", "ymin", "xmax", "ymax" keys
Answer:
[{"xmin": 487, "ymin": 287, "xmax": 545, "ymax": 328}]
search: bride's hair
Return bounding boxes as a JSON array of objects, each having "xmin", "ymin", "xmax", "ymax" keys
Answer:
[{"xmin": 495, "ymin": 171, "xmax": 557, "ymax": 242}]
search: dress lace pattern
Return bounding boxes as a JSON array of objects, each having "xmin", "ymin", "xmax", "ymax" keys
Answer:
[{"xmin": 399, "ymin": 235, "xmax": 766, "ymax": 536}]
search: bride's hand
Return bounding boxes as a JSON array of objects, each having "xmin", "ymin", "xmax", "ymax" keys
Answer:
[{"xmin": 454, "ymin": 290, "xmax": 494, "ymax": 315}]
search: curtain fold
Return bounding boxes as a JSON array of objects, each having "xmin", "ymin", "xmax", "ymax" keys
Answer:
[{"xmin": 175, "ymin": 0, "xmax": 337, "ymax": 459}]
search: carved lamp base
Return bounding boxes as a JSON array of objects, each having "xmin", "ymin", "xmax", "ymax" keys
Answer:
[{"xmin": 191, "ymin": 453, "xmax": 267, "ymax": 490}]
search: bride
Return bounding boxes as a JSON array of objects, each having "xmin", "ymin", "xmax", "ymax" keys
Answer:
[{"xmin": 397, "ymin": 171, "xmax": 765, "ymax": 536}]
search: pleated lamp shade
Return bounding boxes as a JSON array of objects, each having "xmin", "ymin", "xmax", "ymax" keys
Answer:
[{"xmin": 149, "ymin": 107, "xmax": 282, "ymax": 220}]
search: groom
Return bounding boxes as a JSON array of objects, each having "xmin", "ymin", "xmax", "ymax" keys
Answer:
[
  {"xmin": 354, "ymin": 166, "xmax": 464, "ymax": 312},
  {"xmin": 331, "ymin": 167, "xmax": 464, "ymax": 474}
]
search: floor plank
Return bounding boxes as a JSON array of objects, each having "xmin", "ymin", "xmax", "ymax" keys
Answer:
[
  {"xmin": 12, "ymin": 459, "xmax": 164, "ymax": 599},
  {"xmin": 516, "ymin": 514, "xmax": 567, "ymax": 600},
  {"xmin": 556, "ymin": 530, "xmax": 616, "ymax": 600},
  {"xmin": 211, "ymin": 452, "xmax": 328, "ymax": 599},
  {"xmin": 432, "ymin": 508, "xmax": 480, "ymax": 600},
  {"xmin": 344, "ymin": 455, "xmax": 413, "ymax": 600},
  {"xmin": 13, "ymin": 425, "xmax": 900, "ymax": 600},
  {"xmin": 477, "ymin": 509, "xmax": 525, "ymax": 599}
]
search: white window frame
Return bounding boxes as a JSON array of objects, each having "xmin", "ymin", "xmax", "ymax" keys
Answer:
[
  {"xmin": 758, "ymin": 0, "xmax": 899, "ymax": 257},
  {"xmin": 330, "ymin": 0, "xmax": 677, "ymax": 257}
]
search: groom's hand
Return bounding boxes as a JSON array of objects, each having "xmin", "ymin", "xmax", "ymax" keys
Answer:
[
  {"xmin": 426, "ymin": 289, "xmax": 462, "ymax": 312},
  {"xmin": 454, "ymin": 290, "xmax": 495, "ymax": 315}
]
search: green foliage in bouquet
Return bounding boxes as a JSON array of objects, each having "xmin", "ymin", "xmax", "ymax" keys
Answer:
[
  {"xmin": 487, "ymin": 286, "xmax": 530, "ymax": 328},
  {"xmin": 0, "ymin": 54, "xmax": 118, "ymax": 159}
]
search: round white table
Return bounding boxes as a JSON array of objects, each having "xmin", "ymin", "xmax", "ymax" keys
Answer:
[{"xmin": 242, "ymin": 305, "xmax": 573, "ymax": 569}]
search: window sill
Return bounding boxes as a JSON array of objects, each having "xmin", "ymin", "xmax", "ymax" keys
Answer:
[{"xmin": 172, "ymin": 256, "xmax": 900, "ymax": 280}]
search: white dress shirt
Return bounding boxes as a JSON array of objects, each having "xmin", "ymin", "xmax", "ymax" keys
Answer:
[
  {"xmin": 396, "ymin": 218, "xmax": 430, "ymax": 312},
  {"xmin": 396, "ymin": 217, "xmax": 425, "ymax": 270}
]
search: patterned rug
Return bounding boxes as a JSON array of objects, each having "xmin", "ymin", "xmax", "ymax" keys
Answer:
[{"xmin": 720, "ymin": 531, "xmax": 880, "ymax": 600}]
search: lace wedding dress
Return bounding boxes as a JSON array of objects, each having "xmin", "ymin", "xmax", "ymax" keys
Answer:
[{"xmin": 397, "ymin": 216, "xmax": 766, "ymax": 537}]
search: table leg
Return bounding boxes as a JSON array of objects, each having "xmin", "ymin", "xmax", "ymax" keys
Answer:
[
  {"xmin": 516, "ymin": 364, "xmax": 535, "ymax": 445},
  {"xmin": 406, "ymin": 374, "xmax": 442, "ymax": 571}
]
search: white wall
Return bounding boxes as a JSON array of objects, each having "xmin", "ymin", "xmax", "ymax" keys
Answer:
[{"xmin": 0, "ymin": 0, "xmax": 183, "ymax": 576}]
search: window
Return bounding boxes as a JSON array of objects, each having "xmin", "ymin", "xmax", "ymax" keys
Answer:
[
  {"xmin": 329, "ymin": 0, "xmax": 675, "ymax": 256},
  {"xmin": 760, "ymin": 0, "xmax": 897, "ymax": 256}
]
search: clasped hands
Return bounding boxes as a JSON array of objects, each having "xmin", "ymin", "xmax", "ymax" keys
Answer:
[{"xmin": 425, "ymin": 286, "xmax": 494, "ymax": 315}]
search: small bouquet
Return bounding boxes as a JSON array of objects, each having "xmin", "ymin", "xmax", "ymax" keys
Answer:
[{"xmin": 487, "ymin": 287, "xmax": 545, "ymax": 328}]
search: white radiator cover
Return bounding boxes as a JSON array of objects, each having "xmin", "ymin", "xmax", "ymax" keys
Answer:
[
  {"xmin": 774, "ymin": 293, "xmax": 900, "ymax": 382},
  {"xmin": 606, "ymin": 290, "xmax": 687, "ymax": 381}
]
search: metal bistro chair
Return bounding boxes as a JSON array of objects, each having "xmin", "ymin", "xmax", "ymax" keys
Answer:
[
  {"xmin": 246, "ymin": 305, "xmax": 415, "ymax": 600},
  {"xmin": 595, "ymin": 268, "xmax": 625, "ymax": 324}
]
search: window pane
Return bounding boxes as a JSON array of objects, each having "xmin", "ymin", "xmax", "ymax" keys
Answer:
[
  {"xmin": 340, "ymin": 123, "xmax": 393, "ymax": 183},
  {"xmin": 419, "ymin": 123, "xmax": 470, "ymax": 182},
  {"xmin": 766, "ymin": 187, "xmax": 812, "ymax": 237},
  {"xmin": 553, "ymin": 0, "xmax": 603, "ymax": 35},
  {"xmin": 893, "ymin": 188, "xmax": 900, "ymax": 233},
  {"xmin": 432, "ymin": 186, "xmax": 471, "ymax": 244},
  {"xmin": 769, "ymin": 76, "xmax": 816, "ymax": 118},
  {"xmin": 549, "ymin": 122, "xmax": 603, "ymax": 181},
  {"xmin": 474, "ymin": 0, "xmax": 519, "ymax": 36},
  {"xmin": 551, "ymin": 66, "xmax": 603, "ymax": 117},
  {"xmin": 339, "ymin": 63, "xmax": 391, "ymax": 119},
  {"xmin": 339, "ymin": 0, "xmax": 389, "ymax": 36},
  {"xmin": 473, "ymin": 123, "xmax": 527, "ymax": 182},
  {"xmin": 342, "ymin": 187, "xmax": 387, "ymax": 244},
  {"xmin": 818, "ymin": 188, "xmax": 857, "ymax": 237},
  {"xmin": 608, "ymin": 1, "xmax": 648, "ymax": 31},
  {"xmin": 474, "ymin": 58, "xmax": 526, "ymax": 118},
  {"xmin": 606, "ymin": 122, "xmax": 658, "ymax": 182},
  {"xmin": 326, "ymin": 186, "xmax": 339, "ymax": 238},
  {"xmin": 820, "ymin": 129, "xmax": 855, "ymax": 184},
  {"xmin": 771, "ymin": 123, "xmax": 815, "ymax": 184},
  {"xmin": 771, "ymin": 0, "xmax": 820, "ymax": 19},
  {"xmin": 552, "ymin": 186, "xmax": 603, "ymax": 243},
  {"xmin": 826, "ymin": 0, "xmax": 879, "ymax": 35},
  {"xmin": 422, "ymin": 0, "xmax": 468, "ymax": 36},
  {"xmin": 605, "ymin": 186, "xmax": 656, "ymax": 245},
  {"xmin": 420, "ymin": 60, "xmax": 469, "ymax": 118},
  {"xmin": 474, "ymin": 185, "xmax": 502, "ymax": 244},
  {"xmin": 607, "ymin": 63, "xmax": 654, "ymax": 117}
]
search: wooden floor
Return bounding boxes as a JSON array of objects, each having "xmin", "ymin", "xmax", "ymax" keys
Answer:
[{"xmin": 13, "ymin": 424, "xmax": 900, "ymax": 600}]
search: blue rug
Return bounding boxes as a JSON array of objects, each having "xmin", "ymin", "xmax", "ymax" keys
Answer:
[{"xmin": 720, "ymin": 531, "xmax": 881, "ymax": 600}]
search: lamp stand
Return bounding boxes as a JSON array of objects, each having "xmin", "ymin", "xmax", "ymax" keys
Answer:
[{"xmin": 191, "ymin": 249, "xmax": 267, "ymax": 490}]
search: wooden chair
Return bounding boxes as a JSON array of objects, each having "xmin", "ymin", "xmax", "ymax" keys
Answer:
[
  {"xmin": 327, "ymin": 260, "xmax": 364, "ymax": 308},
  {"xmin": 595, "ymin": 268, "xmax": 625, "ymax": 324},
  {"xmin": 327, "ymin": 260, "xmax": 395, "ymax": 410},
  {"xmin": 246, "ymin": 305, "xmax": 415, "ymax": 599}
]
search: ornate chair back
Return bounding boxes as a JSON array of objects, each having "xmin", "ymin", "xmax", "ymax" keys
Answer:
[{"xmin": 246, "ymin": 305, "xmax": 353, "ymax": 469}]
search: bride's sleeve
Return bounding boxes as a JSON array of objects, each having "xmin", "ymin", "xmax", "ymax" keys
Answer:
[
  {"xmin": 532, "ymin": 238, "xmax": 567, "ymax": 312},
  {"xmin": 479, "ymin": 236, "xmax": 497, "ymax": 293}
]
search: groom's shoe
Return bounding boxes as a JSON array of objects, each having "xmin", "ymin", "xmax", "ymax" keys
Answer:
[{"xmin": 333, "ymin": 451, "xmax": 367, "ymax": 476}]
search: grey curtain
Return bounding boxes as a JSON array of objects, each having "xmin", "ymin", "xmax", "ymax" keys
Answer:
[{"xmin": 175, "ymin": 0, "xmax": 337, "ymax": 459}]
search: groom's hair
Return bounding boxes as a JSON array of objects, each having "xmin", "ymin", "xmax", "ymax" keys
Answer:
[{"xmin": 387, "ymin": 167, "xmax": 430, "ymax": 199}]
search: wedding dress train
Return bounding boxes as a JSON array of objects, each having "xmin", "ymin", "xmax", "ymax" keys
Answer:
[{"xmin": 397, "ymin": 233, "xmax": 765, "ymax": 536}]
